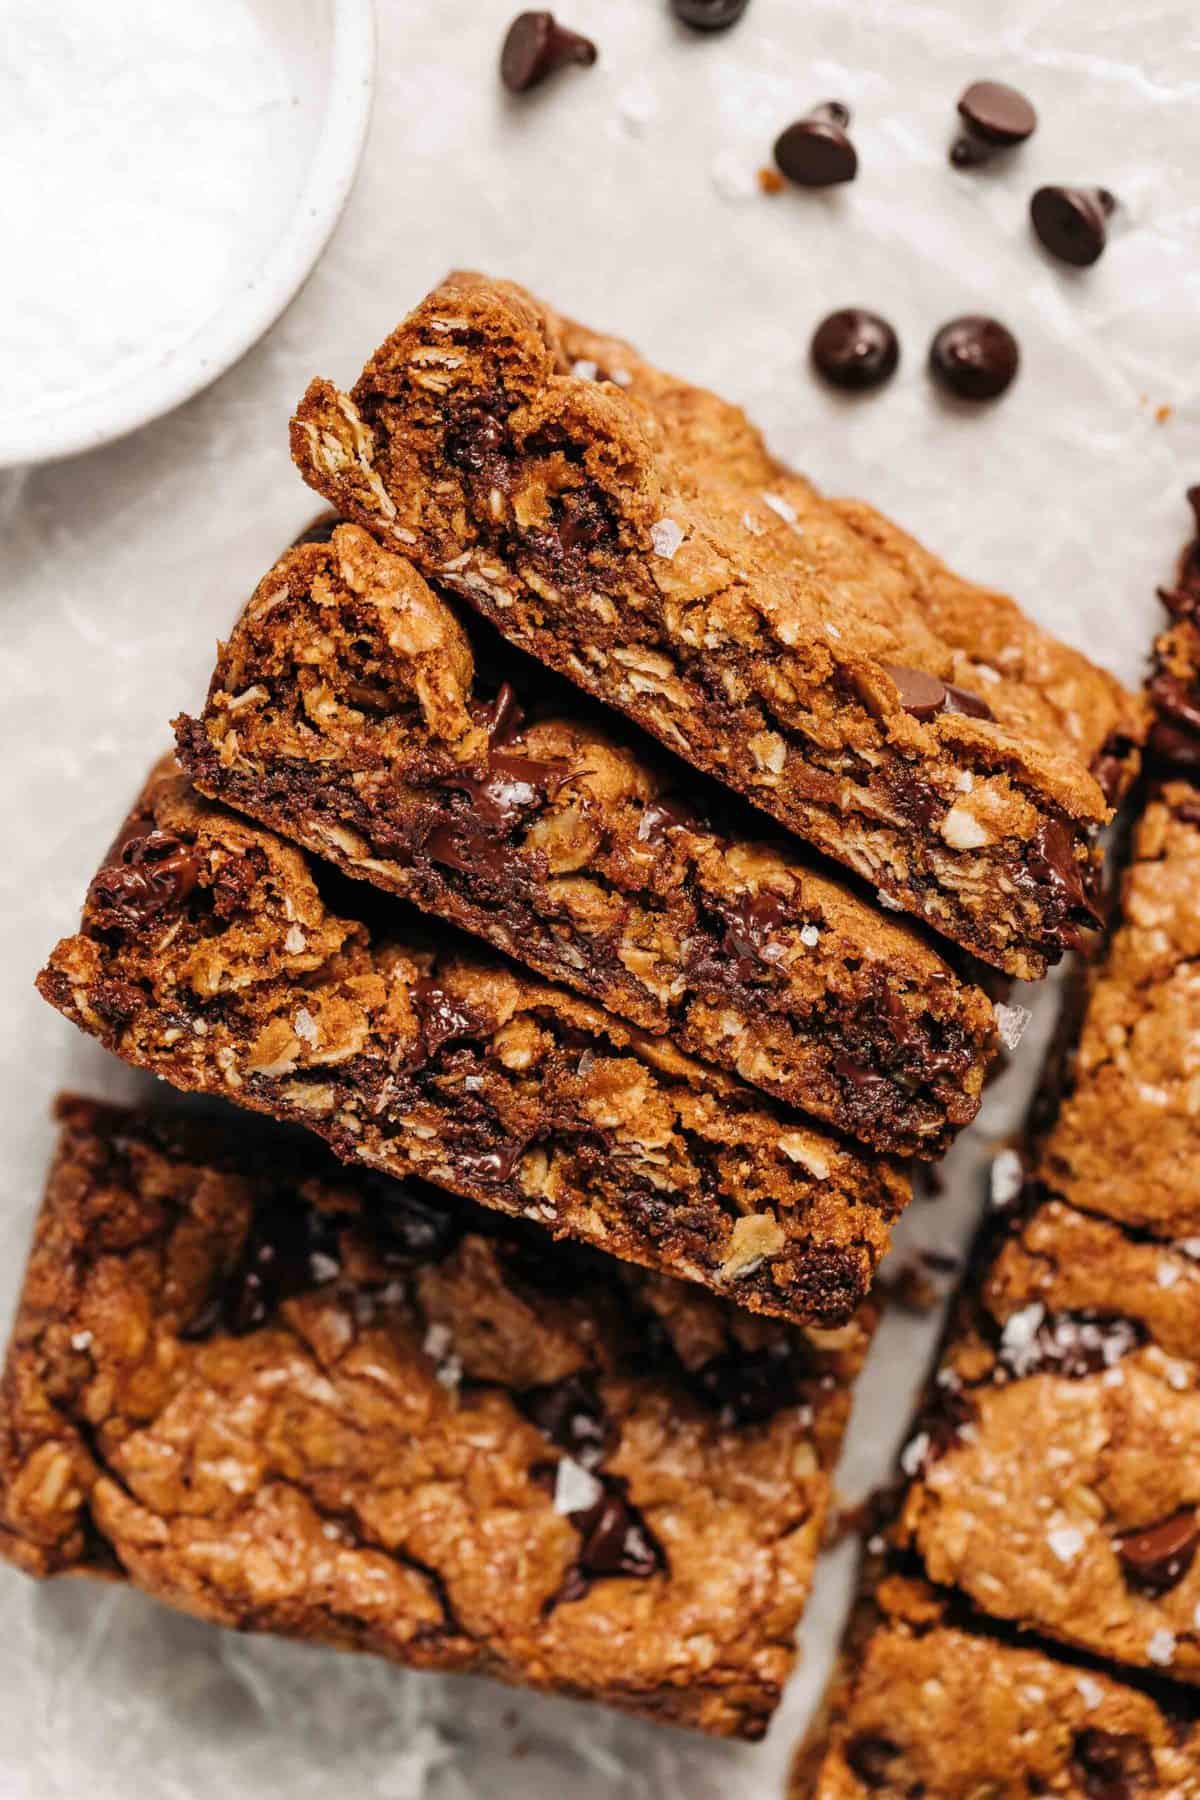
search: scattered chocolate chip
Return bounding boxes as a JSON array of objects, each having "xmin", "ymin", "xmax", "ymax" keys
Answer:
[
  {"xmin": 1091, "ymin": 736, "xmax": 1135, "ymax": 803},
  {"xmin": 519, "ymin": 1371, "xmax": 612, "ymax": 1467},
  {"xmin": 1150, "ymin": 672, "xmax": 1200, "ymax": 738},
  {"xmin": 1071, "ymin": 1727, "xmax": 1156, "ymax": 1799},
  {"xmin": 773, "ymin": 103, "xmax": 857, "ymax": 188},
  {"xmin": 444, "ymin": 407, "xmax": 510, "ymax": 483},
  {"xmin": 845, "ymin": 1734, "xmax": 901, "ymax": 1787},
  {"xmin": 909, "ymin": 1385, "xmax": 977, "ymax": 1466},
  {"xmin": 500, "ymin": 11, "xmax": 597, "ymax": 93},
  {"xmin": 87, "ymin": 826, "xmax": 201, "ymax": 932},
  {"xmin": 478, "ymin": 681, "xmax": 526, "ymax": 747},
  {"xmin": 929, "ymin": 316, "xmax": 1019, "ymax": 401},
  {"xmin": 187, "ymin": 1196, "xmax": 344, "ymax": 1338},
  {"xmin": 950, "ymin": 80, "xmax": 1037, "ymax": 166},
  {"xmin": 1149, "ymin": 720, "xmax": 1200, "ymax": 768},
  {"xmin": 456, "ymin": 1142, "xmax": 527, "ymax": 1183},
  {"xmin": 373, "ymin": 1185, "xmax": 466, "ymax": 1269},
  {"xmin": 1115, "ymin": 1508, "xmax": 1200, "ymax": 1596},
  {"xmin": 670, "ymin": 0, "xmax": 749, "ymax": 29},
  {"xmin": 810, "ymin": 309, "xmax": 900, "ymax": 392},
  {"xmin": 1031, "ymin": 185, "xmax": 1116, "ymax": 268},
  {"xmin": 882, "ymin": 664, "xmax": 994, "ymax": 723}
]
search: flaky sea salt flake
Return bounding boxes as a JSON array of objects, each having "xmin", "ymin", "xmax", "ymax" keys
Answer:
[
  {"xmin": 994, "ymin": 1001, "xmax": 1032, "ymax": 1051},
  {"xmin": 650, "ymin": 518, "xmax": 685, "ymax": 560}
]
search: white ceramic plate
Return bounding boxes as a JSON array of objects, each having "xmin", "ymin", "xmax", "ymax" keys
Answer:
[{"xmin": 0, "ymin": 0, "xmax": 374, "ymax": 468}]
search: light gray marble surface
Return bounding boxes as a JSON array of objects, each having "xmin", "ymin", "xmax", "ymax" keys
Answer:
[{"xmin": 2, "ymin": 1, "xmax": 1199, "ymax": 1793}]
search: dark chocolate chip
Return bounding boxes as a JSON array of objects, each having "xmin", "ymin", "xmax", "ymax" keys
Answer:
[
  {"xmin": 691, "ymin": 1344, "xmax": 800, "ymax": 1427},
  {"xmin": 1071, "ymin": 1727, "xmax": 1157, "ymax": 1799},
  {"xmin": 810, "ymin": 309, "xmax": 899, "ymax": 392},
  {"xmin": 997, "ymin": 1309, "xmax": 1145, "ymax": 1381},
  {"xmin": 1115, "ymin": 1508, "xmax": 1200, "ymax": 1596},
  {"xmin": 519, "ymin": 1371, "xmax": 612, "ymax": 1468},
  {"xmin": 670, "ymin": 0, "xmax": 750, "ymax": 29},
  {"xmin": 1031, "ymin": 185, "xmax": 1116, "ymax": 268},
  {"xmin": 570, "ymin": 1480, "xmax": 665, "ymax": 1583},
  {"xmin": 444, "ymin": 407, "xmax": 510, "ymax": 484},
  {"xmin": 479, "ymin": 681, "xmax": 526, "ymax": 747},
  {"xmin": 1150, "ymin": 720, "xmax": 1200, "ymax": 768},
  {"xmin": 87, "ymin": 827, "xmax": 200, "ymax": 932},
  {"xmin": 845, "ymin": 1734, "xmax": 901, "ymax": 1787},
  {"xmin": 500, "ymin": 11, "xmax": 597, "ymax": 93},
  {"xmin": 910, "ymin": 1384, "xmax": 977, "ymax": 1467},
  {"xmin": 951, "ymin": 80, "xmax": 1037, "ymax": 165},
  {"xmin": 1150, "ymin": 672, "xmax": 1200, "ymax": 738},
  {"xmin": 774, "ymin": 103, "xmax": 857, "ymax": 188},
  {"xmin": 1092, "ymin": 737, "xmax": 1134, "ymax": 804},
  {"xmin": 425, "ymin": 821, "xmax": 513, "ymax": 882},
  {"xmin": 412, "ymin": 978, "xmax": 484, "ymax": 1057},
  {"xmin": 1026, "ymin": 818, "xmax": 1102, "ymax": 927},
  {"xmin": 188, "ymin": 1196, "xmax": 344, "ymax": 1338},
  {"xmin": 929, "ymin": 316, "xmax": 1019, "ymax": 401},
  {"xmin": 721, "ymin": 891, "xmax": 789, "ymax": 980},
  {"xmin": 637, "ymin": 794, "xmax": 704, "ymax": 843},
  {"xmin": 882, "ymin": 664, "xmax": 948, "ymax": 720},
  {"xmin": 881, "ymin": 664, "xmax": 993, "ymax": 724},
  {"xmin": 456, "ymin": 1142, "xmax": 527, "ymax": 1184}
]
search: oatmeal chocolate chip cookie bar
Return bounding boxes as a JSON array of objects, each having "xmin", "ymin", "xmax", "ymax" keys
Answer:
[
  {"xmin": 288, "ymin": 273, "xmax": 1144, "ymax": 977},
  {"xmin": 36, "ymin": 762, "xmax": 908, "ymax": 1327},
  {"xmin": 794, "ymin": 1574, "xmax": 1200, "ymax": 1797},
  {"xmin": 1038, "ymin": 782, "xmax": 1200, "ymax": 1238},
  {"xmin": 176, "ymin": 523, "xmax": 996, "ymax": 1157},
  {"xmin": 1, "ymin": 1097, "xmax": 876, "ymax": 1739},
  {"xmin": 1149, "ymin": 487, "xmax": 1200, "ymax": 767},
  {"xmin": 897, "ymin": 1194, "xmax": 1200, "ymax": 1685}
]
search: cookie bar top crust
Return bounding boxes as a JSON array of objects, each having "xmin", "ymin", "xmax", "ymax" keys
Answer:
[
  {"xmin": 177, "ymin": 523, "xmax": 996, "ymax": 1157},
  {"xmin": 897, "ymin": 1195, "xmax": 1200, "ymax": 1685},
  {"xmin": 289, "ymin": 272, "xmax": 1144, "ymax": 977},
  {"xmin": 36, "ymin": 762, "xmax": 908, "ymax": 1328},
  {"xmin": 796, "ymin": 1575, "xmax": 1200, "ymax": 1798},
  {"xmin": 1038, "ymin": 782, "xmax": 1200, "ymax": 1238},
  {"xmin": 1, "ymin": 1098, "xmax": 875, "ymax": 1739}
]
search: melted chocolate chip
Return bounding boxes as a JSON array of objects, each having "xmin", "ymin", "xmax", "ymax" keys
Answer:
[
  {"xmin": 929, "ymin": 316, "xmax": 1019, "ymax": 401},
  {"xmin": 87, "ymin": 826, "xmax": 200, "ymax": 932},
  {"xmin": 291, "ymin": 512, "xmax": 341, "ymax": 548},
  {"xmin": 519, "ymin": 1371, "xmax": 612, "ymax": 1468},
  {"xmin": 185, "ymin": 1196, "xmax": 344, "ymax": 1338},
  {"xmin": 412, "ymin": 978, "xmax": 484, "ymax": 1057},
  {"xmin": 950, "ymin": 80, "xmax": 1037, "ymax": 166},
  {"xmin": 1150, "ymin": 672, "xmax": 1200, "ymax": 738},
  {"xmin": 1149, "ymin": 720, "xmax": 1200, "ymax": 768},
  {"xmin": 1092, "ymin": 737, "xmax": 1134, "ymax": 803},
  {"xmin": 456, "ymin": 1142, "xmax": 527, "ymax": 1184},
  {"xmin": 568, "ymin": 1480, "xmax": 665, "ymax": 1585},
  {"xmin": 478, "ymin": 681, "xmax": 526, "ymax": 747},
  {"xmin": 1071, "ymin": 1727, "xmax": 1156, "ymax": 1799},
  {"xmin": 637, "ymin": 794, "xmax": 704, "ymax": 843},
  {"xmin": 721, "ymin": 891, "xmax": 789, "ymax": 980},
  {"xmin": 774, "ymin": 103, "xmax": 857, "ymax": 188},
  {"xmin": 810, "ymin": 309, "xmax": 900, "ymax": 393},
  {"xmin": 1031, "ymin": 185, "xmax": 1116, "ymax": 268},
  {"xmin": 444, "ymin": 407, "xmax": 509, "ymax": 482},
  {"xmin": 1025, "ymin": 818, "xmax": 1102, "ymax": 928},
  {"xmin": 911, "ymin": 1384, "xmax": 977, "ymax": 1467},
  {"xmin": 424, "ymin": 821, "xmax": 512, "ymax": 882},
  {"xmin": 671, "ymin": 0, "xmax": 749, "ymax": 28},
  {"xmin": 882, "ymin": 664, "xmax": 993, "ymax": 723},
  {"xmin": 690, "ymin": 1344, "xmax": 801, "ymax": 1427},
  {"xmin": 500, "ymin": 11, "xmax": 597, "ymax": 92},
  {"xmin": 845, "ymin": 1734, "xmax": 901, "ymax": 1786},
  {"xmin": 1115, "ymin": 1508, "xmax": 1200, "ymax": 1596}
]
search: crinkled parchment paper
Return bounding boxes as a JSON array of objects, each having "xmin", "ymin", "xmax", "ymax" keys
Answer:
[{"xmin": 1, "ymin": 0, "xmax": 1198, "ymax": 1793}]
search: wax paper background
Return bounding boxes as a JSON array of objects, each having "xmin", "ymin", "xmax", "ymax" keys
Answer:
[{"xmin": 2, "ymin": 0, "xmax": 1200, "ymax": 1793}]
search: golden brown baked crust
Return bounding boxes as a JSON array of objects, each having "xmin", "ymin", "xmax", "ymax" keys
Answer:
[
  {"xmin": 797, "ymin": 1576, "xmax": 1200, "ymax": 1797},
  {"xmin": 176, "ymin": 522, "xmax": 996, "ymax": 1156},
  {"xmin": 36, "ymin": 761, "xmax": 909, "ymax": 1327},
  {"xmin": 1, "ymin": 1097, "xmax": 875, "ymax": 1738},
  {"xmin": 1039, "ymin": 782, "xmax": 1200, "ymax": 1237},
  {"xmin": 898, "ymin": 1196, "xmax": 1200, "ymax": 1683},
  {"xmin": 288, "ymin": 272, "xmax": 1144, "ymax": 977}
]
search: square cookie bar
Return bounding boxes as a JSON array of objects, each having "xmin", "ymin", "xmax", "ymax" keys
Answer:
[
  {"xmin": 37, "ymin": 762, "xmax": 908, "ymax": 1327},
  {"xmin": 289, "ymin": 273, "xmax": 1144, "ymax": 977},
  {"xmin": 177, "ymin": 521, "xmax": 998, "ymax": 1156},
  {"xmin": 0, "ymin": 1097, "xmax": 876, "ymax": 1738}
]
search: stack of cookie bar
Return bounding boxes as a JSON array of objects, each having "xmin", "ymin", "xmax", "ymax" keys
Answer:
[
  {"xmin": 799, "ymin": 522, "xmax": 1200, "ymax": 1793},
  {"xmin": 6, "ymin": 276, "xmax": 1151, "ymax": 1743}
]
